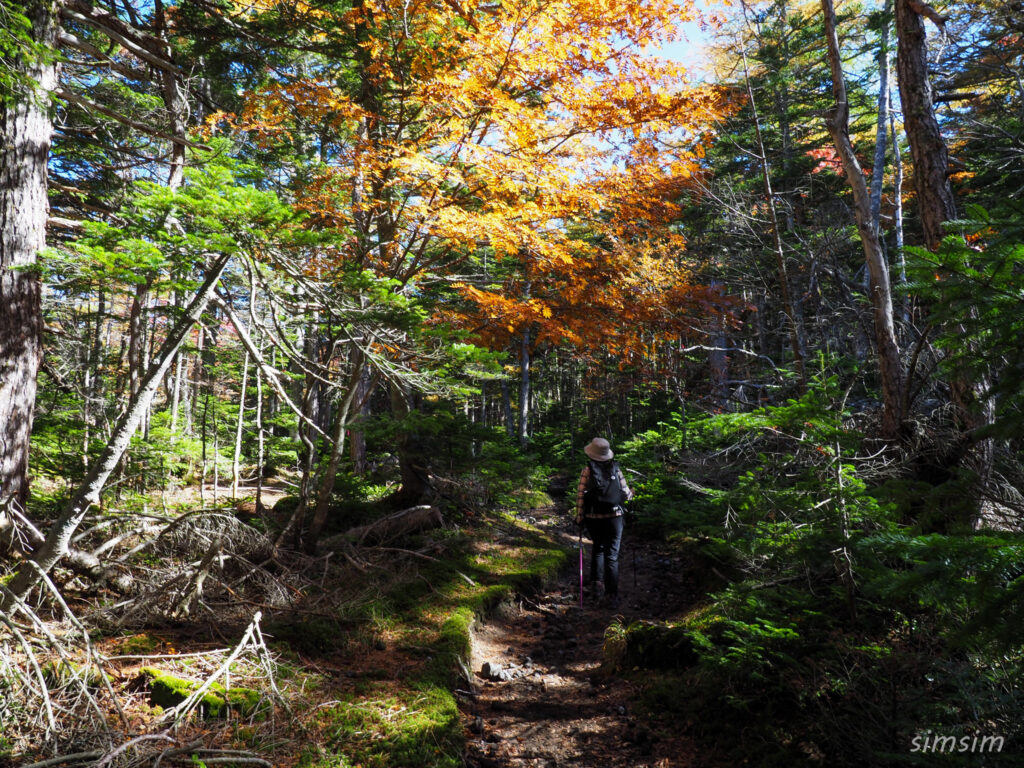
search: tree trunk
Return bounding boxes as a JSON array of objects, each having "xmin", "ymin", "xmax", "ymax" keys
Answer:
[
  {"xmin": 869, "ymin": 0, "xmax": 892, "ymax": 229},
  {"xmin": 0, "ymin": 252, "xmax": 231, "ymax": 609},
  {"xmin": 518, "ymin": 328, "xmax": 531, "ymax": 449},
  {"xmin": 0, "ymin": 0, "xmax": 59, "ymax": 539},
  {"xmin": 501, "ymin": 377, "xmax": 514, "ymax": 438},
  {"xmin": 231, "ymin": 351, "xmax": 250, "ymax": 500},
  {"xmin": 254, "ymin": 345, "xmax": 265, "ymax": 513},
  {"xmin": 169, "ymin": 331, "xmax": 185, "ymax": 434},
  {"xmin": 821, "ymin": 0, "xmax": 903, "ymax": 438},
  {"xmin": 191, "ymin": 323, "xmax": 205, "ymax": 429},
  {"xmin": 889, "ymin": 103, "xmax": 910, "ymax": 326},
  {"xmin": 154, "ymin": 0, "xmax": 185, "ymax": 192},
  {"xmin": 894, "ymin": 0, "xmax": 993, "ymax": 512},
  {"xmin": 349, "ymin": 362, "xmax": 372, "ymax": 475},
  {"xmin": 126, "ymin": 276, "xmax": 152, "ymax": 400},
  {"xmin": 386, "ymin": 382, "xmax": 429, "ymax": 509},
  {"xmin": 894, "ymin": 0, "xmax": 956, "ymax": 250},
  {"xmin": 306, "ymin": 355, "xmax": 364, "ymax": 550},
  {"xmin": 709, "ymin": 281, "xmax": 729, "ymax": 410}
]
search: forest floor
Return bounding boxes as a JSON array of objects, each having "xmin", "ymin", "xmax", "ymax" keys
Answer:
[
  {"xmin": 4, "ymin": 478, "xmax": 708, "ymax": 768},
  {"xmin": 462, "ymin": 508, "xmax": 702, "ymax": 768}
]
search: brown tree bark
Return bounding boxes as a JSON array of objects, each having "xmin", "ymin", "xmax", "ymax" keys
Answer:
[
  {"xmin": 869, "ymin": 0, "xmax": 893, "ymax": 229},
  {"xmin": 894, "ymin": 0, "xmax": 994, "ymax": 515},
  {"xmin": 349, "ymin": 364, "xmax": 372, "ymax": 475},
  {"xmin": 305, "ymin": 354, "xmax": 366, "ymax": 550},
  {"xmin": 518, "ymin": 327, "xmax": 531, "ymax": 449},
  {"xmin": 0, "ymin": 0, "xmax": 59, "ymax": 537},
  {"xmin": 821, "ymin": 0, "xmax": 903, "ymax": 437},
  {"xmin": 894, "ymin": 0, "xmax": 956, "ymax": 250}
]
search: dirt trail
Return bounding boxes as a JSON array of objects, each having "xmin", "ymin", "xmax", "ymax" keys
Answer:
[{"xmin": 461, "ymin": 510, "xmax": 699, "ymax": 768}]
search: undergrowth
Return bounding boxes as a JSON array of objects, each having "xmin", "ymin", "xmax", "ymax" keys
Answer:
[{"xmin": 601, "ymin": 379, "xmax": 1024, "ymax": 767}]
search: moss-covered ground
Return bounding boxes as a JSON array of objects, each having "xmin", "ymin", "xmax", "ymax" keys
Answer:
[{"xmin": 283, "ymin": 511, "xmax": 568, "ymax": 768}]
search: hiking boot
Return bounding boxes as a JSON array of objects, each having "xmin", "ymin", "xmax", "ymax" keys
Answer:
[
  {"xmin": 603, "ymin": 593, "xmax": 619, "ymax": 609},
  {"xmin": 590, "ymin": 581, "xmax": 605, "ymax": 600}
]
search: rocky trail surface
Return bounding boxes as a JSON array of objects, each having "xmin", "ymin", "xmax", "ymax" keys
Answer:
[{"xmin": 461, "ymin": 511, "xmax": 700, "ymax": 768}]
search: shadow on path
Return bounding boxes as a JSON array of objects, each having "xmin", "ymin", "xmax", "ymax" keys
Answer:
[{"xmin": 461, "ymin": 511, "xmax": 699, "ymax": 768}]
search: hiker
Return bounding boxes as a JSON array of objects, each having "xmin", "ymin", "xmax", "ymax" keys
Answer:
[{"xmin": 576, "ymin": 437, "xmax": 633, "ymax": 607}]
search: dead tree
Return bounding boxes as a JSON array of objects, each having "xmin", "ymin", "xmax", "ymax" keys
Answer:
[{"xmin": 0, "ymin": 253, "xmax": 231, "ymax": 611}]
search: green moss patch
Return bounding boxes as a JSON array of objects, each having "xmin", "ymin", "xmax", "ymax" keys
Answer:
[
  {"xmin": 293, "ymin": 513, "xmax": 568, "ymax": 768},
  {"xmin": 139, "ymin": 666, "xmax": 265, "ymax": 719},
  {"xmin": 119, "ymin": 633, "xmax": 160, "ymax": 655}
]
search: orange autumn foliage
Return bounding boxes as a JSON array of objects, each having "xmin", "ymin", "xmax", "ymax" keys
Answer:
[{"xmin": 224, "ymin": 0, "xmax": 737, "ymax": 362}]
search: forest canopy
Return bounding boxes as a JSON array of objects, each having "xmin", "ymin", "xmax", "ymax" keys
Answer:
[{"xmin": 2, "ymin": 0, "xmax": 1024, "ymax": 765}]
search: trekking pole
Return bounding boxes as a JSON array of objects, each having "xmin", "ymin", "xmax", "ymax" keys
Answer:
[
  {"xmin": 628, "ymin": 501, "xmax": 638, "ymax": 590},
  {"xmin": 578, "ymin": 526, "xmax": 584, "ymax": 609}
]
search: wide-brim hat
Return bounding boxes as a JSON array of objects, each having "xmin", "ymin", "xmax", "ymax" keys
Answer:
[{"xmin": 584, "ymin": 437, "xmax": 613, "ymax": 461}]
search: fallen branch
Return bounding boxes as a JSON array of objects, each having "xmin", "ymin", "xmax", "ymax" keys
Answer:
[
  {"xmin": 26, "ymin": 561, "xmax": 129, "ymax": 728},
  {"xmin": 95, "ymin": 733, "xmax": 175, "ymax": 768},
  {"xmin": 19, "ymin": 751, "xmax": 104, "ymax": 768},
  {"xmin": 158, "ymin": 610, "xmax": 263, "ymax": 725},
  {"xmin": 331, "ymin": 505, "xmax": 443, "ymax": 548},
  {"xmin": 0, "ymin": 622, "xmax": 55, "ymax": 733}
]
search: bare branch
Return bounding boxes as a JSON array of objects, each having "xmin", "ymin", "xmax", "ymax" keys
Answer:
[
  {"xmin": 60, "ymin": 0, "xmax": 182, "ymax": 76},
  {"xmin": 907, "ymin": 0, "xmax": 949, "ymax": 29},
  {"xmin": 55, "ymin": 88, "xmax": 211, "ymax": 150}
]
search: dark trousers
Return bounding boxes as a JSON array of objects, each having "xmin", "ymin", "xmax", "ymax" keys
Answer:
[{"xmin": 585, "ymin": 515, "xmax": 624, "ymax": 596}]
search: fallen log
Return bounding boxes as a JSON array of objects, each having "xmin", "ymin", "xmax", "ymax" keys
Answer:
[{"xmin": 322, "ymin": 505, "xmax": 443, "ymax": 549}]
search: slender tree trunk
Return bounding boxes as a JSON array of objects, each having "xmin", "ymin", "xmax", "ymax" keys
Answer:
[
  {"xmin": 709, "ymin": 281, "xmax": 729, "ymax": 410},
  {"xmin": 191, "ymin": 324, "xmax": 205, "ymax": 429},
  {"xmin": 200, "ymin": 391, "xmax": 209, "ymax": 508},
  {"xmin": 822, "ymin": 0, "xmax": 903, "ymax": 437},
  {"xmin": 349, "ymin": 363, "xmax": 372, "ymax": 476},
  {"xmin": 741, "ymin": 50, "xmax": 806, "ymax": 390},
  {"xmin": 89, "ymin": 286, "xmax": 106, "ymax": 439},
  {"xmin": 518, "ymin": 328, "xmax": 531, "ymax": 449},
  {"xmin": 170, "ymin": 332, "xmax": 185, "ymax": 434},
  {"xmin": 0, "ymin": 0, "xmax": 59, "ymax": 538},
  {"xmin": 889, "ymin": 104, "xmax": 909, "ymax": 326},
  {"xmin": 126, "ymin": 276, "xmax": 152, "ymax": 400},
  {"xmin": 231, "ymin": 351, "xmax": 250, "ymax": 500},
  {"xmin": 870, "ymin": 0, "xmax": 892, "ymax": 228},
  {"xmin": 306, "ymin": 356, "xmax": 364, "ymax": 549},
  {"xmin": 0, "ymin": 252, "xmax": 231, "ymax": 609},
  {"xmin": 501, "ymin": 377, "xmax": 514, "ymax": 438},
  {"xmin": 154, "ymin": 0, "xmax": 185, "ymax": 192},
  {"xmin": 212, "ymin": 403, "xmax": 219, "ymax": 506},
  {"xmin": 254, "ymin": 344, "xmax": 265, "ymax": 513}
]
